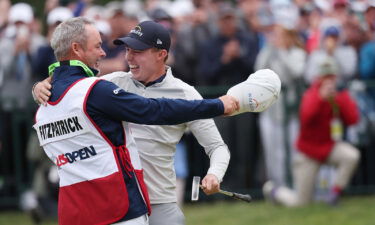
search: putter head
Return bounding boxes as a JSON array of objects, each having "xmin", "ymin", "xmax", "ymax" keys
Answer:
[{"xmin": 191, "ymin": 176, "xmax": 201, "ymax": 201}]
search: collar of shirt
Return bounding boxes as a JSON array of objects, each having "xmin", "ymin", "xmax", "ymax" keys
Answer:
[
  {"xmin": 143, "ymin": 74, "xmax": 166, "ymax": 87},
  {"xmin": 52, "ymin": 65, "xmax": 91, "ymax": 83},
  {"xmin": 132, "ymin": 66, "xmax": 171, "ymax": 88}
]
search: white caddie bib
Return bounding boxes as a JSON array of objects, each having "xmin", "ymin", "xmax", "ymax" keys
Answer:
[{"xmin": 34, "ymin": 77, "xmax": 119, "ymax": 187}]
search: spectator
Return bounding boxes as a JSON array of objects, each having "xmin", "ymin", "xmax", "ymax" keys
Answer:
[
  {"xmin": 364, "ymin": 0, "xmax": 375, "ymax": 39},
  {"xmin": 33, "ymin": 6, "xmax": 73, "ymax": 79},
  {"xmin": 358, "ymin": 2, "xmax": 375, "ymax": 112},
  {"xmin": 255, "ymin": 21, "xmax": 306, "ymax": 186},
  {"xmin": 0, "ymin": 4, "xmax": 46, "ymax": 222},
  {"xmin": 304, "ymin": 5, "xmax": 324, "ymax": 54},
  {"xmin": 358, "ymin": 1, "xmax": 375, "ymax": 79},
  {"xmin": 326, "ymin": 0, "xmax": 367, "ymax": 52},
  {"xmin": 96, "ymin": 1, "xmax": 136, "ymax": 75},
  {"xmin": 263, "ymin": 57, "xmax": 360, "ymax": 206},
  {"xmin": 197, "ymin": 3, "xmax": 258, "ymax": 86},
  {"xmin": 305, "ymin": 25, "xmax": 357, "ymax": 85},
  {"xmin": 172, "ymin": 0, "xmax": 217, "ymax": 85},
  {"xmin": 359, "ymin": 36, "xmax": 375, "ymax": 83},
  {"xmin": 238, "ymin": 0, "xmax": 274, "ymax": 41},
  {"xmin": 0, "ymin": 2, "xmax": 46, "ymax": 110},
  {"xmin": 330, "ymin": 0, "xmax": 350, "ymax": 25}
]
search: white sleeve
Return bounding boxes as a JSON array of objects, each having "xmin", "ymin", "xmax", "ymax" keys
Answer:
[
  {"xmin": 183, "ymin": 86, "xmax": 230, "ymax": 182},
  {"xmin": 189, "ymin": 119, "xmax": 230, "ymax": 182}
]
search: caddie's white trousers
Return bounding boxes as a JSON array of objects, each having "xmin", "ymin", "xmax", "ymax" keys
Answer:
[
  {"xmin": 273, "ymin": 141, "xmax": 360, "ymax": 207},
  {"xmin": 112, "ymin": 214, "xmax": 149, "ymax": 225}
]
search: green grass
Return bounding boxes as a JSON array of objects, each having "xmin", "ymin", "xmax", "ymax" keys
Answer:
[
  {"xmin": 1, "ymin": 195, "xmax": 375, "ymax": 225},
  {"xmin": 184, "ymin": 195, "xmax": 375, "ymax": 225}
]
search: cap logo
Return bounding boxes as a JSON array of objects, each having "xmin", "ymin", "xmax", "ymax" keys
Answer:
[
  {"xmin": 156, "ymin": 38, "xmax": 162, "ymax": 45},
  {"xmin": 130, "ymin": 25, "xmax": 143, "ymax": 37}
]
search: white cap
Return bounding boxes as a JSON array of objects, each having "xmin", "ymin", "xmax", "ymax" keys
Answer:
[
  {"xmin": 227, "ymin": 69, "xmax": 281, "ymax": 115},
  {"xmin": 8, "ymin": 3, "xmax": 33, "ymax": 24},
  {"xmin": 47, "ymin": 7, "xmax": 73, "ymax": 25},
  {"xmin": 95, "ymin": 20, "xmax": 112, "ymax": 36}
]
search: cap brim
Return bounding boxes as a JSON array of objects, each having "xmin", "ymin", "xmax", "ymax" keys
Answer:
[{"xmin": 113, "ymin": 37, "xmax": 152, "ymax": 50}]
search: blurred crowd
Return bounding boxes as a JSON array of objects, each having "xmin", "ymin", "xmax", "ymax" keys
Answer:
[
  {"xmin": 0, "ymin": 0, "xmax": 373, "ymax": 90},
  {"xmin": 1, "ymin": 0, "xmax": 375, "ymax": 222},
  {"xmin": 0, "ymin": 0, "xmax": 375, "ymax": 109}
]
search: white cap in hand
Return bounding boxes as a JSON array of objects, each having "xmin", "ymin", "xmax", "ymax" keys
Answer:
[{"xmin": 227, "ymin": 69, "xmax": 281, "ymax": 115}]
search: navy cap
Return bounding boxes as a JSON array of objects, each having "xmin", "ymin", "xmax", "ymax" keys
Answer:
[
  {"xmin": 113, "ymin": 20, "xmax": 171, "ymax": 52},
  {"xmin": 324, "ymin": 26, "xmax": 340, "ymax": 37}
]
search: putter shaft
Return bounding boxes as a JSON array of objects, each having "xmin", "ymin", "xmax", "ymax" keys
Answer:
[{"xmin": 199, "ymin": 185, "xmax": 252, "ymax": 203}]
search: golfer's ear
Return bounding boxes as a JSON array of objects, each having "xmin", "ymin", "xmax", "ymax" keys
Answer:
[
  {"xmin": 158, "ymin": 49, "xmax": 168, "ymax": 61},
  {"xmin": 158, "ymin": 49, "xmax": 167, "ymax": 57}
]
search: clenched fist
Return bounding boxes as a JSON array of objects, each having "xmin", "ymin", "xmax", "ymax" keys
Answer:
[{"xmin": 219, "ymin": 95, "xmax": 240, "ymax": 116}]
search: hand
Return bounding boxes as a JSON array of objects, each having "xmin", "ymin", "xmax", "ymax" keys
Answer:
[
  {"xmin": 319, "ymin": 77, "xmax": 337, "ymax": 100},
  {"xmin": 219, "ymin": 95, "xmax": 239, "ymax": 116},
  {"xmin": 201, "ymin": 174, "xmax": 220, "ymax": 195},
  {"xmin": 221, "ymin": 40, "xmax": 240, "ymax": 64},
  {"xmin": 33, "ymin": 77, "xmax": 52, "ymax": 106}
]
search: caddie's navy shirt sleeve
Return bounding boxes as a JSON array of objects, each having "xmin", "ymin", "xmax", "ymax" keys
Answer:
[{"xmin": 87, "ymin": 79, "xmax": 224, "ymax": 125}]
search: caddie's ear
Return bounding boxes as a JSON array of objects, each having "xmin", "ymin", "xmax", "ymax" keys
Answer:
[{"xmin": 71, "ymin": 42, "xmax": 84, "ymax": 58}]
